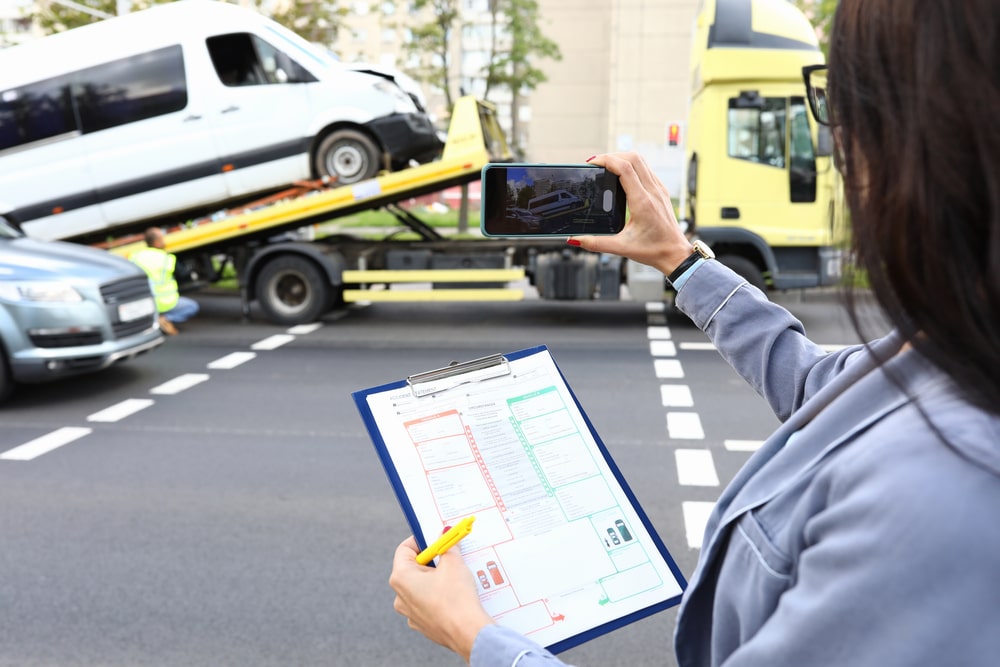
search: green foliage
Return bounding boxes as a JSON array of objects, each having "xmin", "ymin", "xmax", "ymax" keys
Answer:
[
  {"xmin": 791, "ymin": 0, "xmax": 838, "ymax": 57},
  {"xmin": 402, "ymin": 0, "xmax": 462, "ymax": 109},
  {"xmin": 263, "ymin": 1, "xmax": 348, "ymax": 49},
  {"xmin": 482, "ymin": 0, "xmax": 561, "ymax": 100},
  {"xmin": 33, "ymin": 0, "xmax": 167, "ymax": 33}
]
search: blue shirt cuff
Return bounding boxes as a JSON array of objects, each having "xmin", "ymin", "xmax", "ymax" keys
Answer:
[{"xmin": 669, "ymin": 257, "xmax": 706, "ymax": 291}]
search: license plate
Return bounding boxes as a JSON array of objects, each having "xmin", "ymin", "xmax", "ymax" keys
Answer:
[{"xmin": 118, "ymin": 297, "xmax": 155, "ymax": 322}]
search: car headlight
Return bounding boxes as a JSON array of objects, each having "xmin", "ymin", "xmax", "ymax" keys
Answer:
[
  {"xmin": 0, "ymin": 281, "xmax": 84, "ymax": 303},
  {"xmin": 373, "ymin": 79, "xmax": 417, "ymax": 114}
]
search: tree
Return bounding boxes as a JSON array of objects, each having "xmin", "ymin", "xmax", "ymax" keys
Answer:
[
  {"xmin": 33, "ymin": 0, "xmax": 162, "ymax": 33},
  {"xmin": 264, "ymin": 1, "xmax": 348, "ymax": 49},
  {"xmin": 792, "ymin": 0, "xmax": 838, "ymax": 57},
  {"xmin": 401, "ymin": 0, "xmax": 463, "ymax": 110}
]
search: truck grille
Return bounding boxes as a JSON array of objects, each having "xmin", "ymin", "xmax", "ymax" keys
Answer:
[{"xmin": 100, "ymin": 275, "xmax": 156, "ymax": 339}]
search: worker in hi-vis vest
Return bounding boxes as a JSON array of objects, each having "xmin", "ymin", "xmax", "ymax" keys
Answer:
[{"xmin": 129, "ymin": 227, "xmax": 199, "ymax": 335}]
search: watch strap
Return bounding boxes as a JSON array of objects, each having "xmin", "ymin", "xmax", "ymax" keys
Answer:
[{"xmin": 668, "ymin": 250, "xmax": 703, "ymax": 284}]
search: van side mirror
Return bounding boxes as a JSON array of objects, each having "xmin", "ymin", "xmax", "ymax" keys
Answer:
[
  {"xmin": 734, "ymin": 90, "xmax": 764, "ymax": 109},
  {"xmin": 816, "ymin": 126, "xmax": 833, "ymax": 157}
]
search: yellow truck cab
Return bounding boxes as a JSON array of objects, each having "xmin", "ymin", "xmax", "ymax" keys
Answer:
[{"xmin": 682, "ymin": 0, "xmax": 844, "ymax": 291}]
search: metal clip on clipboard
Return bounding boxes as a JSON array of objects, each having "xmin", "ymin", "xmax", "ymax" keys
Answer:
[{"xmin": 406, "ymin": 353, "xmax": 511, "ymax": 398}]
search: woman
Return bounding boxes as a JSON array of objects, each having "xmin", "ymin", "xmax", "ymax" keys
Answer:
[{"xmin": 389, "ymin": 1, "xmax": 1000, "ymax": 664}]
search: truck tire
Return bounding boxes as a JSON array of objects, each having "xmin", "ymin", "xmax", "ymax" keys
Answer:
[
  {"xmin": 314, "ymin": 129, "xmax": 380, "ymax": 185},
  {"xmin": 255, "ymin": 255, "xmax": 333, "ymax": 325},
  {"xmin": 717, "ymin": 254, "xmax": 768, "ymax": 294}
]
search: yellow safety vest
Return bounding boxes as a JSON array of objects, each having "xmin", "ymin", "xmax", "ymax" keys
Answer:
[{"xmin": 129, "ymin": 247, "xmax": 179, "ymax": 313}]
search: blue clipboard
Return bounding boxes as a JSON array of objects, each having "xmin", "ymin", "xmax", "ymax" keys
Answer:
[{"xmin": 352, "ymin": 345, "xmax": 687, "ymax": 654}]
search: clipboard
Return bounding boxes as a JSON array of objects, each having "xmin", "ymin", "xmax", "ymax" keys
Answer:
[{"xmin": 353, "ymin": 345, "xmax": 686, "ymax": 654}]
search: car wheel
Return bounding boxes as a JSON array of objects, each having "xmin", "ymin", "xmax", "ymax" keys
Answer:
[
  {"xmin": 717, "ymin": 254, "xmax": 768, "ymax": 294},
  {"xmin": 255, "ymin": 255, "xmax": 334, "ymax": 325},
  {"xmin": 0, "ymin": 342, "xmax": 13, "ymax": 405},
  {"xmin": 313, "ymin": 129, "xmax": 380, "ymax": 185}
]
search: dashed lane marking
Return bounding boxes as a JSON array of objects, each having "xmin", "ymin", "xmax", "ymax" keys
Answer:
[
  {"xmin": 87, "ymin": 399, "xmax": 155, "ymax": 423},
  {"xmin": 675, "ymin": 449, "xmax": 721, "ymax": 487},
  {"xmin": 0, "ymin": 427, "xmax": 92, "ymax": 461},
  {"xmin": 649, "ymin": 340, "xmax": 677, "ymax": 357},
  {"xmin": 725, "ymin": 439, "xmax": 764, "ymax": 452},
  {"xmin": 667, "ymin": 411, "xmax": 705, "ymax": 440},
  {"xmin": 654, "ymin": 359, "xmax": 685, "ymax": 379},
  {"xmin": 287, "ymin": 323, "xmax": 323, "ymax": 335},
  {"xmin": 207, "ymin": 351, "xmax": 257, "ymax": 369},
  {"xmin": 150, "ymin": 373, "xmax": 211, "ymax": 395},
  {"xmin": 251, "ymin": 334, "xmax": 296, "ymax": 350},
  {"xmin": 647, "ymin": 326, "xmax": 672, "ymax": 340},
  {"xmin": 682, "ymin": 501, "xmax": 716, "ymax": 549},
  {"xmin": 660, "ymin": 385, "xmax": 694, "ymax": 408}
]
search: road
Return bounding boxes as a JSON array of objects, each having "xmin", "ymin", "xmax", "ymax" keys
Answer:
[{"xmin": 0, "ymin": 288, "xmax": 887, "ymax": 667}]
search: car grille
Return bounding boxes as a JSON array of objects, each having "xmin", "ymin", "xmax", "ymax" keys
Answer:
[
  {"xmin": 101, "ymin": 275, "xmax": 156, "ymax": 339},
  {"xmin": 29, "ymin": 330, "xmax": 103, "ymax": 348}
]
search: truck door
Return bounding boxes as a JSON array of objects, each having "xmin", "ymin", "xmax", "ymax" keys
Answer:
[
  {"xmin": 79, "ymin": 45, "xmax": 228, "ymax": 229},
  {"xmin": 202, "ymin": 32, "xmax": 314, "ymax": 197},
  {"xmin": 717, "ymin": 93, "xmax": 791, "ymax": 240}
]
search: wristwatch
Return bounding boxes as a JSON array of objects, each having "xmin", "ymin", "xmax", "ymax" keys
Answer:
[{"xmin": 667, "ymin": 240, "xmax": 715, "ymax": 284}]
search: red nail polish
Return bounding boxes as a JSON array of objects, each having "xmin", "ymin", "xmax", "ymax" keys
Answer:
[
  {"xmin": 585, "ymin": 155, "xmax": 596, "ymax": 163},
  {"xmin": 441, "ymin": 525, "xmax": 452, "ymax": 534},
  {"xmin": 566, "ymin": 239, "xmax": 582, "ymax": 247}
]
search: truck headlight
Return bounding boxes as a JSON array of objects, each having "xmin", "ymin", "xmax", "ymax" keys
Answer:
[
  {"xmin": 0, "ymin": 281, "xmax": 84, "ymax": 303},
  {"xmin": 374, "ymin": 79, "xmax": 417, "ymax": 114}
]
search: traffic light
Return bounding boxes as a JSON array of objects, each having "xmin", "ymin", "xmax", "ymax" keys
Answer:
[{"xmin": 668, "ymin": 123, "xmax": 681, "ymax": 147}]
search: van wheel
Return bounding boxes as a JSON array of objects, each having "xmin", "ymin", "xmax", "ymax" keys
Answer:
[
  {"xmin": 255, "ymin": 255, "xmax": 333, "ymax": 325},
  {"xmin": 314, "ymin": 129, "xmax": 380, "ymax": 185},
  {"xmin": 718, "ymin": 255, "xmax": 768, "ymax": 294}
]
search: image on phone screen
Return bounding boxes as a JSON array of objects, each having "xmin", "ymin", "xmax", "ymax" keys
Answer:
[{"xmin": 481, "ymin": 164, "xmax": 627, "ymax": 236}]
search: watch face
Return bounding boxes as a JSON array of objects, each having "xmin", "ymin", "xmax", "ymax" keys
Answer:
[{"xmin": 693, "ymin": 240, "xmax": 715, "ymax": 259}]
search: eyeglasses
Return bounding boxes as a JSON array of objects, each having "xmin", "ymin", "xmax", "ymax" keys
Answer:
[{"xmin": 802, "ymin": 65, "xmax": 831, "ymax": 126}]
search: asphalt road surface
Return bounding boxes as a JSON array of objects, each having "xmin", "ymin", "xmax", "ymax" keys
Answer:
[{"xmin": 0, "ymin": 287, "xmax": 888, "ymax": 667}]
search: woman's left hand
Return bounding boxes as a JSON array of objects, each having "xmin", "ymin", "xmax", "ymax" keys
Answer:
[{"xmin": 389, "ymin": 536, "xmax": 495, "ymax": 662}]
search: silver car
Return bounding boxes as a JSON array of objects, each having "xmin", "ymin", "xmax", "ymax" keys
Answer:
[{"xmin": 0, "ymin": 219, "xmax": 164, "ymax": 403}]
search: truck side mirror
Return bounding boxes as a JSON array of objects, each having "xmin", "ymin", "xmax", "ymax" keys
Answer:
[{"xmin": 816, "ymin": 126, "xmax": 833, "ymax": 157}]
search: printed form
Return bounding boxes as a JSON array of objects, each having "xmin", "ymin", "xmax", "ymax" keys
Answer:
[{"xmin": 358, "ymin": 347, "xmax": 684, "ymax": 651}]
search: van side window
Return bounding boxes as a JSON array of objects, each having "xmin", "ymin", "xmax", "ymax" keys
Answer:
[
  {"xmin": 73, "ymin": 45, "xmax": 187, "ymax": 133},
  {"xmin": 727, "ymin": 97, "xmax": 786, "ymax": 169},
  {"xmin": 0, "ymin": 76, "xmax": 76, "ymax": 151},
  {"xmin": 207, "ymin": 33, "xmax": 317, "ymax": 87},
  {"xmin": 789, "ymin": 97, "xmax": 817, "ymax": 203}
]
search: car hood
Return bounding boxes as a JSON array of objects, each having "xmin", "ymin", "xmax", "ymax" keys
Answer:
[{"xmin": 0, "ymin": 237, "xmax": 145, "ymax": 282}]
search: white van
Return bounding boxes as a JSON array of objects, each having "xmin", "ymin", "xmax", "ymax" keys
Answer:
[
  {"xmin": 527, "ymin": 190, "xmax": 585, "ymax": 218},
  {"xmin": 0, "ymin": 0, "xmax": 442, "ymax": 243}
]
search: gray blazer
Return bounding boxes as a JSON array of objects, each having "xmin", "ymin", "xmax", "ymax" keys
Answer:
[
  {"xmin": 470, "ymin": 261, "xmax": 1000, "ymax": 667},
  {"xmin": 673, "ymin": 261, "xmax": 1000, "ymax": 666}
]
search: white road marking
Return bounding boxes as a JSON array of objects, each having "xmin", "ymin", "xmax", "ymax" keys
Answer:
[
  {"xmin": 251, "ymin": 334, "xmax": 295, "ymax": 350},
  {"xmin": 682, "ymin": 501, "xmax": 716, "ymax": 549},
  {"xmin": 150, "ymin": 373, "xmax": 210, "ymax": 395},
  {"xmin": 660, "ymin": 385, "xmax": 694, "ymax": 407},
  {"xmin": 0, "ymin": 427, "xmax": 92, "ymax": 461},
  {"xmin": 207, "ymin": 351, "xmax": 257, "ymax": 369},
  {"xmin": 675, "ymin": 449, "xmax": 720, "ymax": 486},
  {"xmin": 654, "ymin": 359, "xmax": 685, "ymax": 379},
  {"xmin": 287, "ymin": 323, "xmax": 322, "ymax": 335},
  {"xmin": 645, "ymin": 302, "xmax": 666, "ymax": 313},
  {"xmin": 649, "ymin": 340, "xmax": 677, "ymax": 357},
  {"xmin": 646, "ymin": 326, "xmax": 672, "ymax": 340},
  {"xmin": 667, "ymin": 411, "xmax": 705, "ymax": 439},
  {"xmin": 725, "ymin": 439, "xmax": 764, "ymax": 452},
  {"xmin": 87, "ymin": 399, "xmax": 155, "ymax": 423},
  {"xmin": 646, "ymin": 313, "xmax": 667, "ymax": 325},
  {"xmin": 679, "ymin": 342, "xmax": 718, "ymax": 351}
]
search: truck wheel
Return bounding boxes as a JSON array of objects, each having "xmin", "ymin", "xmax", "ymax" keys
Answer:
[
  {"xmin": 717, "ymin": 255, "xmax": 768, "ymax": 294},
  {"xmin": 255, "ymin": 255, "xmax": 333, "ymax": 325},
  {"xmin": 314, "ymin": 129, "xmax": 380, "ymax": 185}
]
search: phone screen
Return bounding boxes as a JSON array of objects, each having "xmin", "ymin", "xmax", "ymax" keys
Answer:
[{"xmin": 480, "ymin": 164, "xmax": 627, "ymax": 237}]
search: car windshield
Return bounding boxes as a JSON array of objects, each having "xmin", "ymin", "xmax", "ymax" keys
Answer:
[{"xmin": 0, "ymin": 218, "xmax": 22, "ymax": 239}]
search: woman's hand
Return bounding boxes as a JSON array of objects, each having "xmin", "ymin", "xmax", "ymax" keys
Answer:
[
  {"xmin": 389, "ymin": 536, "xmax": 495, "ymax": 663},
  {"xmin": 570, "ymin": 152, "xmax": 694, "ymax": 275}
]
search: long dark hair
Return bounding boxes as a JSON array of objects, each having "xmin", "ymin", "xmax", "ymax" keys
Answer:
[{"xmin": 829, "ymin": 0, "xmax": 1000, "ymax": 413}]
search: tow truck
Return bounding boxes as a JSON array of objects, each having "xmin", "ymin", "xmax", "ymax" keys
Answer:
[{"xmin": 101, "ymin": 97, "xmax": 667, "ymax": 325}]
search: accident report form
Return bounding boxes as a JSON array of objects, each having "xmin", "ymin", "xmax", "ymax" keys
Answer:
[{"xmin": 353, "ymin": 346, "xmax": 685, "ymax": 653}]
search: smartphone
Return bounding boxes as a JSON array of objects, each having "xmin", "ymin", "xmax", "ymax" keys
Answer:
[{"xmin": 480, "ymin": 163, "xmax": 627, "ymax": 237}]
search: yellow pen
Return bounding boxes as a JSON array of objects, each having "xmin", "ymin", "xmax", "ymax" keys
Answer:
[{"xmin": 416, "ymin": 516, "xmax": 476, "ymax": 565}]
